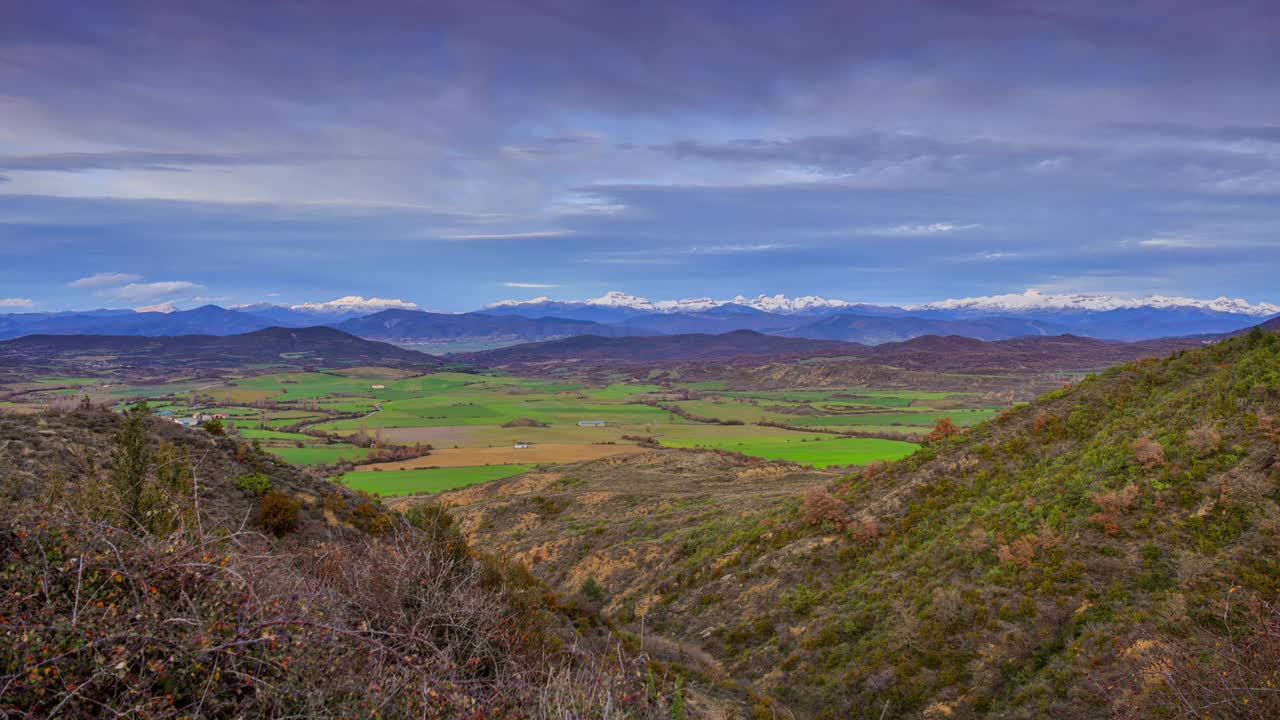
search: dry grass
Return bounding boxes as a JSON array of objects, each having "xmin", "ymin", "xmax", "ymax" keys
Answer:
[{"xmin": 365, "ymin": 443, "xmax": 644, "ymax": 469}]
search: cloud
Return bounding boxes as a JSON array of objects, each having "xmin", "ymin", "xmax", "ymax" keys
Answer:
[
  {"xmin": 503, "ymin": 282, "xmax": 561, "ymax": 288},
  {"xmin": 68, "ymin": 271, "xmax": 143, "ymax": 288},
  {"xmin": 680, "ymin": 243, "xmax": 786, "ymax": 255},
  {"xmin": 99, "ymin": 281, "xmax": 206, "ymax": 302},
  {"xmin": 135, "ymin": 302, "xmax": 176, "ymax": 313},
  {"xmin": 0, "ymin": 297, "xmax": 35, "ymax": 309},
  {"xmin": 441, "ymin": 231, "xmax": 572, "ymax": 240},
  {"xmin": 0, "ymin": 151, "xmax": 299, "ymax": 173},
  {"xmin": 1107, "ymin": 123, "xmax": 1280, "ymax": 144},
  {"xmin": 857, "ymin": 223, "xmax": 981, "ymax": 237}
]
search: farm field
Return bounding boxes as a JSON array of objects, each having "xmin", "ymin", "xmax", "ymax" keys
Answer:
[
  {"xmin": 338, "ymin": 464, "xmax": 533, "ymax": 496},
  {"xmin": 3, "ymin": 366, "xmax": 1011, "ymax": 492},
  {"xmin": 659, "ymin": 434, "xmax": 918, "ymax": 467}
]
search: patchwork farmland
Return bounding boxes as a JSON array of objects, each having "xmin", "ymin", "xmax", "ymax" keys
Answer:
[{"xmin": 2, "ymin": 366, "xmax": 1004, "ymax": 496}]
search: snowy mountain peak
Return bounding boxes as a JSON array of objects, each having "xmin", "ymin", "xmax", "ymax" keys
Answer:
[
  {"xmin": 910, "ymin": 289, "xmax": 1280, "ymax": 317},
  {"xmin": 732, "ymin": 294, "xmax": 856, "ymax": 313},
  {"xmin": 482, "ymin": 289, "xmax": 1279, "ymax": 318},
  {"xmin": 488, "ymin": 291, "xmax": 858, "ymax": 314},
  {"xmin": 289, "ymin": 296, "xmax": 420, "ymax": 314},
  {"xmin": 134, "ymin": 303, "xmax": 177, "ymax": 314}
]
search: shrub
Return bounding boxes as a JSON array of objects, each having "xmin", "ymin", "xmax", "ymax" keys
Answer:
[
  {"xmin": 258, "ymin": 490, "xmax": 300, "ymax": 535},
  {"xmin": 1187, "ymin": 423, "xmax": 1223, "ymax": 456},
  {"xmin": 849, "ymin": 515, "xmax": 881, "ymax": 545},
  {"xmin": 1132, "ymin": 437, "xmax": 1166, "ymax": 469},
  {"xmin": 233, "ymin": 472, "xmax": 271, "ymax": 496},
  {"xmin": 580, "ymin": 576, "xmax": 607, "ymax": 604},
  {"xmin": 1093, "ymin": 484, "xmax": 1139, "ymax": 516},
  {"xmin": 203, "ymin": 418, "xmax": 225, "ymax": 436},
  {"xmin": 802, "ymin": 487, "xmax": 848, "ymax": 529},
  {"xmin": 927, "ymin": 417, "xmax": 961, "ymax": 444}
]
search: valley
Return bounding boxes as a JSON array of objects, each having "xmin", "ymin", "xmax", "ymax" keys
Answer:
[
  {"xmin": 1, "ymin": 310, "xmax": 1277, "ymax": 718},
  {"xmin": 0, "ymin": 360, "xmax": 1006, "ymax": 496}
]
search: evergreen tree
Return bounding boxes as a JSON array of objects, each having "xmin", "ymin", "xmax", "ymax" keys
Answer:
[{"xmin": 110, "ymin": 402, "xmax": 152, "ymax": 528}]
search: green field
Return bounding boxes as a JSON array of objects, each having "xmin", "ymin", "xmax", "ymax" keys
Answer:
[
  {"xmin": 661, "ymin": 435, "xmax": 919, "ymax": 467},
  {"xmin": 5, "ymin": 367, "xmax": 1013, "ymax": 470},
  {"xmin": 338, "ymin": 464, "xmax": 533, "ymax": 495}
]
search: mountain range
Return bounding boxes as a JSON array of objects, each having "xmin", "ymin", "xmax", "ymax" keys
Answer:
[
  {"xmin": 2, "ymin": 290, "xmax": 1275, "ymax": 347},
  {"xmin": 0, "ymin": 326, "xmax": 438, "ymax": 375}
]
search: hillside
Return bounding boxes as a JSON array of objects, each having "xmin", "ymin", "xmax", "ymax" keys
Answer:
[
  {"xmin": 433, "ymin": 328, "xmax": 1280, "ymax": 718},
  {"xmin": 0, "ymin": 326, "xmax": 439, "ymax": 375},
  {"xmin": 461, "ymin": 329, "xmax": 866, "ymax": 365},
  {"xmin": 865, "ymin": 333, "xmax": 1208, "ymax": 373},
  {"xmin": 0, "ymin": 406, "xmax": 675, "ymax": 717},
  {"xmin": 781, "ymin": 313, "xmax": 1067, "ymax": 345},
  {"xmin": 333, "ymin": 309, "xmax": 644, "ymax": 344}
]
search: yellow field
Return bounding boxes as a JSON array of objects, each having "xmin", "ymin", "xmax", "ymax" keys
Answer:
[{"xmin": 362, "ymin": 443, "xmax": 642, "ymax": 469}]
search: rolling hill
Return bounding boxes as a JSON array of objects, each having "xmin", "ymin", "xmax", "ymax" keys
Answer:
[
  {"xmin": 332, "ymin": 309, "xmax": 646, "ymax": 345},
  {"xmin": 433, "ymin": 325, "xmax": 1280, "ymax": 718},
  {"xmin": 461, "ymin": 329, "xmax": 866, "ymax": 365},
  {"xmin": 863, "ymin": 333, "xmax": 1209, "ymax": 373},
  {"xmin": 0, "ymin": 326, "xmax": 439, "ymax": 374},
  {"xmin": 780, "ymin": 313, "xmax": 1068, "ymax": 344},
  {"xmin": 0, "ymin": 406, "xmax": 666, "ymax": 716}
]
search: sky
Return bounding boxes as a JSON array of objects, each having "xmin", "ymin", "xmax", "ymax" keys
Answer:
[{"xmin": 2, "ymin": 0, "xmax": 1279, "ymax": 312}]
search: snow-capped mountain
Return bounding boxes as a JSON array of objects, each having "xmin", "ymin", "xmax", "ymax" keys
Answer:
[
  {"xmin": 232, "ymin": 296, "xmax": 425, "ymax": 325},
  {"xmin": 488, "ymin": 288, "xmax": 1280, "ymax": 319},
  {"xmin": 287, "ymin": 296, "xmax": 420, "ymax": 314},
  {"xmin": 909, "ymin": 289, "xmax": 1280, "ymax": 317},
  {"xmin": 486, "ymin": 291, "xmax": 867, "ymax": 315}
]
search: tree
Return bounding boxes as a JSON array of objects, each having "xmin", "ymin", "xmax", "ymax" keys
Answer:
[
  {"xmin": 110, "ymin": 403, "xmax": 152, "ymax": 527},
  {"xmin": 580, "ymin": 576, "xmax": 607, "ymax": 605},
  {"xmin": 927, "ymin": 416, "xmax": 960, "ymax": 443},
  {"xmin": 203, "ymin": 418, "xmax": 225, "ymax": 436}
]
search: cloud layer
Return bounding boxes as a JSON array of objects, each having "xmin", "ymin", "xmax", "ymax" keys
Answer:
[{"xmin": 1, "ymin": 1, "xmax": 1278, "ymax": 309}]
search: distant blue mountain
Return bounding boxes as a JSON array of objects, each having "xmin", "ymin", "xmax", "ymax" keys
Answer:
[{"xmin": 0, "ymin": 305, "xmax": 276, "ymax": 340}]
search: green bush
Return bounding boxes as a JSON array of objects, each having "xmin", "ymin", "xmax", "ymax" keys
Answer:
[
  {"xmin": 233, "ymin": 472, "xmax": 271, "ymax": 496},
  {"xmin": 580, "ymin": 576, "xmax": 607, "ymax": 604}
]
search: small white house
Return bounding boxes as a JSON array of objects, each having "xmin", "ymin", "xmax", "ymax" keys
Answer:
[{"xmin": 513, "ymin": 442, "xmax": 530, "ymax": 449}]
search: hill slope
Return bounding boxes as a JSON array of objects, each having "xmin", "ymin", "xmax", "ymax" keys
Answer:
[
  {"xmin": 0, "ymin": 407, "xmax": 672, "ymax": 717},
  {"xmin": 461, "ymin": 329, "xmax": 866, "ymax": 365},
  {"xmin": 436, "ymin": 328, "xmax": 1280, "ymax": 718},
  {"xmin": 781, "ymin": 313, "xmax": 1067, "ymax": 344},
  {"xmin": 0, "ymin": 326, "xmax": 439, "ymax": 374},
  {"xmin": 333, "ymin": 309, "xmax": 644, "ymax": 344}
]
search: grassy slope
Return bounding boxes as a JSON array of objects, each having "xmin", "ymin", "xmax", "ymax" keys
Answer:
[
  {"xmin": 440, "ymin": 330, "xmax": 1280, "ymax": 719},
  {"xmin": 0, "ymin": 408, "xmax": 670, "ymax": 717},
  {"xmin": 649, "ymin": 329, "xmax": 1280, "ymax": 718}
]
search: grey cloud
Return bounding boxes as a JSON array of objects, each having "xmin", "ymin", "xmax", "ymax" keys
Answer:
[{"xmin": 0, "ymin": 151, "xmax": 305, "ymax": 173}]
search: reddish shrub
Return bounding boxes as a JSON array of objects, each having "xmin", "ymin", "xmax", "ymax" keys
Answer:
[
  {"xmin": 927, "ymin": 417, "xmax": 961, "ymax": 444},
  {"xmin": 1187, "ymin": 423, "xmax": 1222, "ymax": 456},
  {"xmin": 802, "ymin": 487, "xmax": 848, "ymax": 530},
  {"xmin": 258, "ymin": 490, "xmax": 300, "ymax": 535},
  {"xmin": 1132, "ymin": 437, "xmax": 1166, "ymax": 469}
]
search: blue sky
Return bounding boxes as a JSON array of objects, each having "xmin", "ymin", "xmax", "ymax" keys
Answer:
[{"xmin": 2, "ymin": 0, "xmax": 1279, "ymax": 312}]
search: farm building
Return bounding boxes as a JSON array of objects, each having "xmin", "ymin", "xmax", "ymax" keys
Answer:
[
  {"xmin": 577, "ymin": 420, "xmax": 606, "ymax": 427},
  {"xmin": 513, "ymin": 442, "xmax": 530, "ymax": 449}
]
